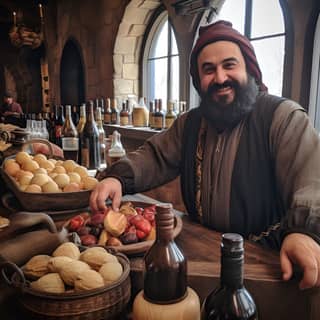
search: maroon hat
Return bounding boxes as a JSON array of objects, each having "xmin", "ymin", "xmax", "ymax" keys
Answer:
[{"xmin": 190, "ymin": 20, "xmax": 267, "ymax": 94}]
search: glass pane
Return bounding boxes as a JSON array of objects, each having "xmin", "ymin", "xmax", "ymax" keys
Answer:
[
  {"xmin": 148, "ymin": 57, "xmax": 168, "ymax": 105},
  {"xmin": 149, "ymin": 20, "xmax": 168, "ymax": 59},
  {"xmin": 147, "ymin": 60, "xmax": 156, "ymax": 102},
  {"xmin": 171, "ymin": 26, "xmax": 178, "ymax": 55},
  {"xmin": 217, "ymin": 0, "xmax": 246, "ymax": 34},
  {"xmin": 251, "ymin": 0, "xmax": 285, "ymax": 37},
  {"xmin": 170, "ymin": 56, "xmax": 180, "ymax": 102},
  {"xmin": 252, "ymin": 36, "xmax": 284, "ymax": 96}
]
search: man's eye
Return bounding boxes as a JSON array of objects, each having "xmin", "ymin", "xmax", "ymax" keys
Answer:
[
  {"xmin": 203, "ymin": 66, "xmax": 214, "ymax": 74},
  {"xmin": 224, "ymin": 62, "xmax": 236, "ymax": 69}
]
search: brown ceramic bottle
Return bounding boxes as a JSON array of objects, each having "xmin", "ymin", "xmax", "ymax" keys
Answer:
[
  {"xmin": 144, "ymin": 203, "xmax": 187, "ymax": 303},
  {"xmin": 133, "ymin": 203, "xmax": 200, "ymax": 320}
]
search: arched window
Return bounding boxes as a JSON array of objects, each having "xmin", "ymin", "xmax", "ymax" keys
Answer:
[
  {"xmin": 309, "ymin": 13, "xmax": 320, "ymax": 132},
  {"xmin": 196, "ymin": 0, "xmax": 286, "ymax": 97},
  {"xmin": 142, "ymin": 10, "xmax": 180, "ymax": 109}
]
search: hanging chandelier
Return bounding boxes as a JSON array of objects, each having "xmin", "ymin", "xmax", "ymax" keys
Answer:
[{"xmin": 8, "ymin": 4, "xmax": 44, "ymax": 49}]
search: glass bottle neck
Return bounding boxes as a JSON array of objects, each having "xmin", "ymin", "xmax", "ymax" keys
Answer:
[
  {"xmin": 220, "ymin": 251, "xmax": 244, "ymax": 289},
  {"xmin": 87, "ymin": 104, "xmax": 95, "ymax": 122}
]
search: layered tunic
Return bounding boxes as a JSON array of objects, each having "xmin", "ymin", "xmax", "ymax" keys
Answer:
[{"xmin": 102, "ymin": 93, "xmax": 320, "ymax": 249}]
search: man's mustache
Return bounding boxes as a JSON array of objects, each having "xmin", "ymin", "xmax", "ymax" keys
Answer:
[{"xmin": 206, "ymin": 81, "xmax": 239, "ymax": 95}]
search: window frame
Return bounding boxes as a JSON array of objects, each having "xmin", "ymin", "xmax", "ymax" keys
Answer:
[
  {"xmin": 141, "ymin": 6, "xmax": 180, "ymax": 107},
  {"xmin": 309, "ymin": 13, "xmax": 320, "ymax": 130}
]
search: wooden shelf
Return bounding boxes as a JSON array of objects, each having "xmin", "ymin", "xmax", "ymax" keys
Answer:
[{"xmin": 103, "ymin": 124, "xmax": 162, "ymax": 152}]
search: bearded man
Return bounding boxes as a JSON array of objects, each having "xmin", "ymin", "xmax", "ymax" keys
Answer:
[{"xmin": 90, "ymin": 21, "xmax": 320, "ymax": 290}]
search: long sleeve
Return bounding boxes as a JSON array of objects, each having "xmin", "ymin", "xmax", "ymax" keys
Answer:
[
  {"xmin": 100, "ymin": 113, "xmax": 188, "ymax": 194},
  {"xmin": 270, "ymin": 100, "xmax": 320, "ymax": 243}
]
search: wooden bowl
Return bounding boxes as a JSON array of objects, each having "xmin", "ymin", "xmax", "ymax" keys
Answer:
[{"xmin": 65, "ymin": 201, "xmax": 183, "ymax": 257}]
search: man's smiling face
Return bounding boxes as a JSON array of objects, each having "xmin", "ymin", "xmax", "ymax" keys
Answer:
[{"xmin": 197, "ymin": 41, "xmax": 248, "ymax": 107}]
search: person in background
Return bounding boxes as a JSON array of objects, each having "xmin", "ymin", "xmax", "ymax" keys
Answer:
[
  {"xmin": 90, "ymin": 21, "xmax": 320, "ymax": 290},
  {"xmin": 0, "ymin": 92, "xmax": 23, "ymax": 120}
]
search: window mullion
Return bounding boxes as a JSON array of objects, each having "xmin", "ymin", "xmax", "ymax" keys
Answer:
[
  {"xmin": 167, "ymin": 24, "xmax": 172, "ymax": 104},
  {"xmin": 244, "ymin": 0, "xmax": 253, "ymax": 38}
]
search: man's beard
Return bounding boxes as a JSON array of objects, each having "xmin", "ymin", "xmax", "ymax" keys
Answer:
[{"xmin": 199, "ymin": 75, "xmax": 259, "ymax": 131}]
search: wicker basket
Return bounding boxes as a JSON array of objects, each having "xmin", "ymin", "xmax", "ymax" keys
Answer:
[
  {"xmin": 0, "ymin": 139, "xmax": 91, "ymax": 212},
  {"xmin": 0, "ymin": 251, "xmax": 131, "ymax": 320}
]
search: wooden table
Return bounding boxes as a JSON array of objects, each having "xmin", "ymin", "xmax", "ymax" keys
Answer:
[
  {"xmin": 124, "ymin": 194, "xmax": 319, "ymax": 320},
  {"xmin": 0, "ymin": 193, "xmax": 319, "ymax": 320}
]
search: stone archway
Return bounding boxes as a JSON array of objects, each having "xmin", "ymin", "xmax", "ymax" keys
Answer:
[{"xmin": 113, "ymin": 0, "xmax": 161, "ymax": 101}]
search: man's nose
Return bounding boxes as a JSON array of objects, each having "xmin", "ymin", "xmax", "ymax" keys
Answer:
[{"xmin": 215, "ymin": 67, "xmax": 227, "ymax": 84}]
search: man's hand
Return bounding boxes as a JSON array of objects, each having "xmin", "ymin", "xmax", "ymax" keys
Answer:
[
  {"xmin": 89, "ymin": 177, "xmax": 122, "ymax": 212},
  {"xmin": 280, "ymin": 233, "xmax": 320, "ymax": 289}
]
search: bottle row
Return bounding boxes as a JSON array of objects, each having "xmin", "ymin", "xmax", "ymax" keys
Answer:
[
  {"xmin": 23, "ymin": 101, "xmax": 125, "ymax": 170},
  {"xmin": 102, "ymin": 97, "xmax": 187, "ymax": 130}
]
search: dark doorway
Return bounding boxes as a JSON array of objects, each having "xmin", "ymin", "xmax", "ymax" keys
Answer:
[
  {"xmin": 60, "ymin": 40, "xmax": 85, "ymax": 106},
  {"xmin": 0, "ymin": 64, "xmax": 5, "ymax": 100}
]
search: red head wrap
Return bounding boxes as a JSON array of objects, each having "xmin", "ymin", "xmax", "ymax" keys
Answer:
[{"xmin": 190, "ymin": 20, "xmax": 267, "ymax": 94}]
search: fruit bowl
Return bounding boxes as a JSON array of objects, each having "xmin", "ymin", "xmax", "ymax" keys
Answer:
[{"xmin": 64, "ymin": 201, "xmax": 183, "ymax": 256}]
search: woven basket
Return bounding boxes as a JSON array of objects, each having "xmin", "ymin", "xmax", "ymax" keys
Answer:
[{"xmin": 1, "ymin": 251, "xmax": 131, "ymax": 320}]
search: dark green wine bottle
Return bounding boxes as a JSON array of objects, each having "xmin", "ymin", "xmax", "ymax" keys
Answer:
[{"xmin": 201, "ymin": 233, "xmax": 258, "ymax": 320}]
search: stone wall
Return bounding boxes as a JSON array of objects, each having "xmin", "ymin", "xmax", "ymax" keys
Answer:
[{"xmin": 113, "ymin": 0, "xmax": 160, "ymax": 102}]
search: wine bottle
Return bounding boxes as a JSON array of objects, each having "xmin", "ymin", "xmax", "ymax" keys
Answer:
[
  {"xmin": 72, "ymin": 105, "xmax": 80, "ymax": 127},
  {"xmin": 104, "ymin": 98, "xmax": 112, "ymax": 124},
  {"xmin": 111, "ymin": 98, "xmax": 119, "ymax": 124},
  {"xmin": 165, "ymin": 100, "xmax": 177, "ymax": 129},
  {"xmin": 43, "ymin": 112, "xmax": 53, "ymax": 141},
  {"xmin": 153, "ymin": 99, "xmax": 164, "ymax": 130},
  {"xmin": 120, "ymin": 101, "xmax": 130, "ymax": 126},
  {"xmin": 50, "ymin": 107, "xmax": 58, "ymax": 144},
  {"xmin": 95, "ymin": 107, "xmax": 107, "ymax": 169},
  {"xmin": 61, "ymin": 105, "xmax": 79, "ymax": 162},
  {"xmin": 77, "ymin": 103, "xmax": 86, "ymax": 133},
  {"xmin": 201, "ymin": 233, "xmax": 258, "ymax": 320},
  {"xmin": 55, "ymin": 105, "xmax": 65, "ymax": 148},
  {"xmin": 80, "ymin": 100, "xmax": 100, "ymax": 169},
  {"xmin": 149, "ymin": 100, "xmax": 155, "ymax": 129},
  {"xmin": 132, "ymin": 203, "xmax": 200, "ymax": 320}
]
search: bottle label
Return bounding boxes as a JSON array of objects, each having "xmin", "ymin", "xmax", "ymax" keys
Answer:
[
  {"xmin": 81, "ymin": 148, "xmax": 89, "ymax": 168},
  {"xmin": 120, "ymin": 116, "xmax": 129, "ymax": 126},
  {"xmin": 153, "ymin": 116, "xmax": 163, "ymax": 129},
  {"xmin": 104, "ymin": 114, "xmax": 111, "ymax": 124},
  {"xmin": 165, "ymin": 118, "xmax": 175, "ymax": 129},
  {"xmin": 62, "ymin": 137, "xmax": 79, "ymax": 150}
]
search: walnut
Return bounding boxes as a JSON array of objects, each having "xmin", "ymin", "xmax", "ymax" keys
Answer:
[
  {"xmin": 74, "ymin": 269, "xmax": 105, "ymax": 291},
  {"xmin": 47, "ymin": 256, "xmax": 74, "ymax": 273},
  {"xmin": 99, "ymin": 261, "xmax": 123, "ymax": 285},
  {"xmin": 52, "ymin": 242, "xmax": 80, "ymax": 260},
  {"xmin": 30, "ymin": 273, "xmax": 65, "ymax": 294},
  {"xmin": 59, "ymin": 260, "xmax": 91, "ymax": 286},
  {"xmin": 23, "ymin": 255, "xmax": 51, "ymax": 279},
  {"xmin": 80, "ymin": 247, "xmax": 118, "ymax": 271}
]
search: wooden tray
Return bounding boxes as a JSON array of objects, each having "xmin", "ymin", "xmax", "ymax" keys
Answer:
[
  {"xmin": 1, "ymin": 169, "xmax": 91, "ymax": 211},
  {"xmin": 65, "ymin": 201, "xmax": 183, "ymax": 257},
  {"xmin": 0, "ymin": 138, "xmax": 92, "ymax": 212}
]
